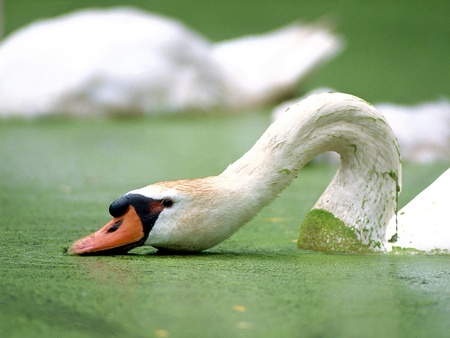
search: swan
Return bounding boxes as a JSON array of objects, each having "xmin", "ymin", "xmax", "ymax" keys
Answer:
[
  {"xmin": 69, "ymin": 91, "xmax": 437, "ymax": 256},
  {"xmin": 69, "ymin": 92, "xmax": 450, "ymax": 254},
  {"xmin": 0, "ymin": 7, "xmax": 342, "ymax": 117}
]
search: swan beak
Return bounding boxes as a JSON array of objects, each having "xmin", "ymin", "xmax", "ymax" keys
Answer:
[{"xmin": 68, "ymin": 205, "xmax": 145, "ymax": 255}]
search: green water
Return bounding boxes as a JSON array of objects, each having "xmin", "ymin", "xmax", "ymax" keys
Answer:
[
  {"xmin": 1, "ymin": 117, "xmax": 449, "ymax": 337},
  {"xmin": 2, "ymin": 246, "xmax": 450, "ymax": 338}
]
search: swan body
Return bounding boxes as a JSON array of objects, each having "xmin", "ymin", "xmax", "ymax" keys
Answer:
[
  {"xmin": 211, "ymin": 22, "xmax": 342, "ymax": 108},
  {"xmin": 0, "ymin": 7, "xmax": 342, "ymax": 117},
  {"xmin": 385, "ymin": 168, "xmax": 450, "ymax": 253},
  {"xmin": 69, "ymin": 92, "xmax": 418, "ymax": 255},
  {"xmin": 273, "ymin": 90, "xmax": 450, "ymax": 163}
]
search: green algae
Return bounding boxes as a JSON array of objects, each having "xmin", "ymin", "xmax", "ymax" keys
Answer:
[
  {"xmin": 297, "ymin": 209, "xmax": 372, "ymax": 253},
  {"xmin": 388, "ymin": 233, "xmax": 399, "ymax": 243},
  {"xmin": 391, "ymin": 246, "xmax": 425, "ymax": 255},
  {"xmin": 387, "ymin": 169, "xmax": 401, "ymax": 243},
  {"xmin": 391, "ymin": 246, "xmax": 450, "ymax": 255},
  {"xmin": 278, "ymin": 168, "xmax": 292, "ymax": 175},
  {"xmin": 1, "ymin": 117, "xmax": 450, "ymax": 338}
]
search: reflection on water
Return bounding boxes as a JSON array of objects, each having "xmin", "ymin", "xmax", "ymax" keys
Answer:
[{"xmin": 73, "ymin": 256, "xmax": 141, "ymax": 287}]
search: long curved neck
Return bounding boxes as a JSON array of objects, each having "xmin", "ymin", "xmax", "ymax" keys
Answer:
[{"xmin": 221, "ymin": 92, "xmax": 401, "ymax": 248}]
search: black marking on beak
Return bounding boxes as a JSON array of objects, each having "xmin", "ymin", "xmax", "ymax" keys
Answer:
[
  {"xmin": 106, "ymin": 193, "xmax": 168, "ymax": 243},
  {"xmin": 109, "ymin": 196, "xmax": 130, "ymax": 217}
]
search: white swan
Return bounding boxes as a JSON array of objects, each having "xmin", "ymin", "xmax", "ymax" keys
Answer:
[
  {"xmin": 0, "ymin": 7, "xmax": 342, "ymax": 117},
  {"xmin": 68, "ymin": 91, "xmax": 446, "ymax": 256}
]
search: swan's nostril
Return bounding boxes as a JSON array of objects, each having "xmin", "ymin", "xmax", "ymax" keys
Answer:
[
  {"xmin": 107, "ymin": 220, "xmax": 123, "ymax": 233},
  {"xmin": 109, "ymin": 196, "xmax": 130, "ymax": 217}
]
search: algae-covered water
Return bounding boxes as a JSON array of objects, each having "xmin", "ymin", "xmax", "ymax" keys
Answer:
[
  {"xmin": 2, "ymin": 245, "xmax": 450, "ymax": 337},
  {"xmin": 1, "ymin": 116, "xmax": 449, "ymax": 338},
  {"xmin": 2, "ymin": 1, "xmax": 450, "ymax": 336}
]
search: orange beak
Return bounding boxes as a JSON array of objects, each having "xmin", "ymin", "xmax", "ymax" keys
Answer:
[{"xmin": 68, "ymin": 205, "xmax": 145, "ymax": 255}]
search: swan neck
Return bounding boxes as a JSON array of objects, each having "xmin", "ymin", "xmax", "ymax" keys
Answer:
[{"xmin": 222, "ymin": 93, "xmax": 401, "ymax": 249}]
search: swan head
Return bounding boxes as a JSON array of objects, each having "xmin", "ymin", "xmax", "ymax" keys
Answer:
[{"xmin": 69, "ymin": 176, "xmax": 254, "ymax": 254}]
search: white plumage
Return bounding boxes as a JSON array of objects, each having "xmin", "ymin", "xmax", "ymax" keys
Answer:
[
  {"xmin": 385, "ymin": 168, "xmax": 450, "ymax": 253},
  {"xmin": 376, "ymin": 99, "xmax": 450, "ymax": 163},
  {"xmin": 70, "ymin": 93, "xmax": 449, "ymax": 255},
  {"xmin": 0, "ymin": 7, "xmax": 342, "ymax": 117},
  {"xmin": 69, "ymin": 93, "xmax": 450, "ymax": 254}
]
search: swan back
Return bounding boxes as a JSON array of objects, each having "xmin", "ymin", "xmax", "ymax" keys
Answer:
[
  {"xmin": 385, "ymin": 168, "xmax": 450, "ymax": 252},
  {"xmin": 212, "ymin": 23, "xmax": 343, "ymax": 107}
]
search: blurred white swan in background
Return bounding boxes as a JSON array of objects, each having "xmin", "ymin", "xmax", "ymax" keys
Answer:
[
  {"xmin": 0, "ymin": 7, "xmax": 342, "ymax": 117},
  {"xmin": 272, "ymin": 89, "xmax": 450, "ymax": 163},
  {"xmin": 375, "ymin": 99, "xmax": 450, "ymax": 163}
]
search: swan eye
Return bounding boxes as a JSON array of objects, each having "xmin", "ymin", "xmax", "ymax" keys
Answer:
[{"xmin": 161, "ymin": 198, "xmax": 174, "ymax": 208}]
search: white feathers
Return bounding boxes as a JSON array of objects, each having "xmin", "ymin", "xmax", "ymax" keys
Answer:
[
  {"xmin": 0, "ymin": 7, "xmax": 342, "ymax": 117},
  {"xmin": 127, "ymin": 93, "xmax": 407, "ymax": 251},
  {"xmin": 97, "ymin": 92, "xmax": 447, "ymax": 253},
  {"xmin": 385, "ymin": 169, "xmax": 450, "ymax": 252},
  {"xmin": 376, "ymin": 99, "xmax": 450, "ymax": 163}
]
